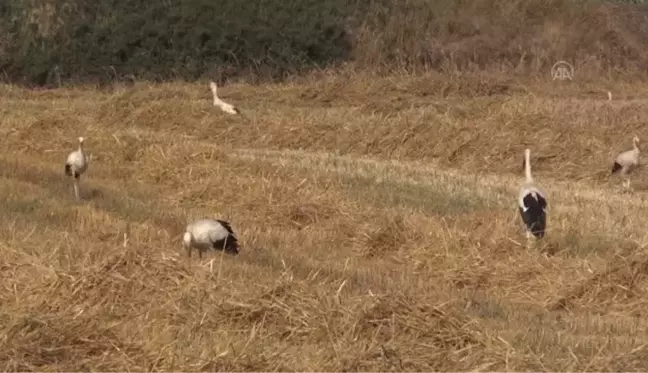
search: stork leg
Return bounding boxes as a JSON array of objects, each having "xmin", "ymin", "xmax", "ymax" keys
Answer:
[
  {"xmin": 526, "ymin": 230, "xmax": 533, "ymax": 249},
  {"xmin": 73, "ymin": 178, "xmax": 80, "ymax": 201},
  {"xmin": 618, "ymin": 167, "xmax": 633, "ymax": 192}
]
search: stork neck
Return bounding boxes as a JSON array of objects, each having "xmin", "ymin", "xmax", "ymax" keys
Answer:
[
  {"xmin": 525, "ymin": 151, "xmax": 533, "ymax": 183},
  {"xmin": 211, "ymin": 85, "xmax": 219, "ymax": 101}
]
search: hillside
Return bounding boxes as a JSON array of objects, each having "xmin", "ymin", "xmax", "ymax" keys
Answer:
[
  {"xmin": 2, "ymin": 72, "xmax": 648, "ymax": 370},
  {"xmin": 3, "ymin": 0, "xmax": 648, "ymax": 85}
]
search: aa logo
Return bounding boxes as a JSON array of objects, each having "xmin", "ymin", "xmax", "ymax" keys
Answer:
[{"xmin": 551, "ymin": 61, "xmax": 574, "ymax": 81}]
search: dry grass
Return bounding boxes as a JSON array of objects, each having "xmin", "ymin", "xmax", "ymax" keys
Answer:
[{"xmin": 2, "ymin": 71, "xmax": 648, "ymax": 371}]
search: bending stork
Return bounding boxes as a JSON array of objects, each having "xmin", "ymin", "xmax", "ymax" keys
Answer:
[
  {"xmin": 612, "ymin": 135, "xmax": 640, "ymax": 190},
  {"xmin": 183, "ymin": 218, "xmax": 240, "ymax": 259}
]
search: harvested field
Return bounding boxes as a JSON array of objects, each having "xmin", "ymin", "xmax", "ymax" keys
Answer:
[{"xmin": 2, "ymin": 72, "xmax": 648, "ymax": 370}]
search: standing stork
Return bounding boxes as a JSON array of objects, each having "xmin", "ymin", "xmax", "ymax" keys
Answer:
[
  {"xmin": 209, "ymin": 81, "xmax": 239, "ymax": 115},
  {"xmin": 611, "ymin": 135, "xmax": 640, "ymax": 190},
  {"xmin": 64, "ymin": 136, "xmax": 90, "ymax": 201},
  {"xmin": 518, "ymin": 148, "xmax": 548, "ymax": 246},
  {"xmin": 183, "ymin": 218, "xmax": 240, "ymax": 259}
]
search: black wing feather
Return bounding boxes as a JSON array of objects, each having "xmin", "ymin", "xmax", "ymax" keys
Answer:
[
  {"xmin": 212, "ymin": 219, "xmax": 239, "ymax": 255},
  {"xmin": 215, "ymin": 219, "xmax": 235, "ymax": 235},
  {"xmin": 611, "ymin": 161, "xmax": 622, "ymax": 173},
  {"xmin": 519, "ymin": 192, "xmax": 547, "ymax": 238}
]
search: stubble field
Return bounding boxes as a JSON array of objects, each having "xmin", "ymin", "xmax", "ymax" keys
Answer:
[{"xmin": 2, "ymin": 71, "xmax": 648, "ymax": 371}]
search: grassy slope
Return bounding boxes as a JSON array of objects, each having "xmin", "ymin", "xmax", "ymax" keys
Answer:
[{"xmin": 2, "ymin": 72, "xmax": 648, "ymax": 370}]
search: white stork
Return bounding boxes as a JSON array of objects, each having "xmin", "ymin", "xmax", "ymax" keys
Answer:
[
  {"xmin": 611, "ymin": 135, "xmax": 640, "ymax": 190},
  {"xmin": 518, "ymin": 148, "xmax": 548, "ymax": 245},
  {"xmin": 209, "ymin": 81, "xmax": 239, "ymax": 115},
  {"xmin": 64, "ymin": 136, "xmax": 90, "ymax": 201},
  {"xmin": 183, "ymin": 218, "xmax": 240, "ymax": 259}
]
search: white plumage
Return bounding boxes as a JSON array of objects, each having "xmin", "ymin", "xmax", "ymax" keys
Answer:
[
  {"xmin": 210, "ymin": 81, "xmax": 239, "ymax": 115},
  {"xmin": 64, "ymin": 136, "xmax": 90, "ymax": 201},
  {"xmin": 183, "ymin": 218, "xmax": 239, "ymax": 259},
  {"xmin": 518, "ymin": 148, "xmax": 548, "ymax": 244},
  {"xmin": 611, "ymin": 136, "xmax": 640, "ymax": 189}
]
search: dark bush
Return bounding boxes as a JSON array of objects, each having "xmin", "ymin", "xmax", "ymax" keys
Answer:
[{"xmin": 0, "ymin": 0, "xmax": 360, "ymax": 86}]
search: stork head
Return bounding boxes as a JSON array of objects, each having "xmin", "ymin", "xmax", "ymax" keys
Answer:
[
  {"xmin": 209, "ymin": 81, "xmax": 218, "ymax": 96},
  {"xmin": 633, "ymin": 135, "xmax": 640, "ymax": 145},
  {"xmin": 78, "ymin": 136, "xmax": 85, "ymax": 144},
  {"xmin": 223, "ymin": 238, "xmax": 240, "ymax": 255}
]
